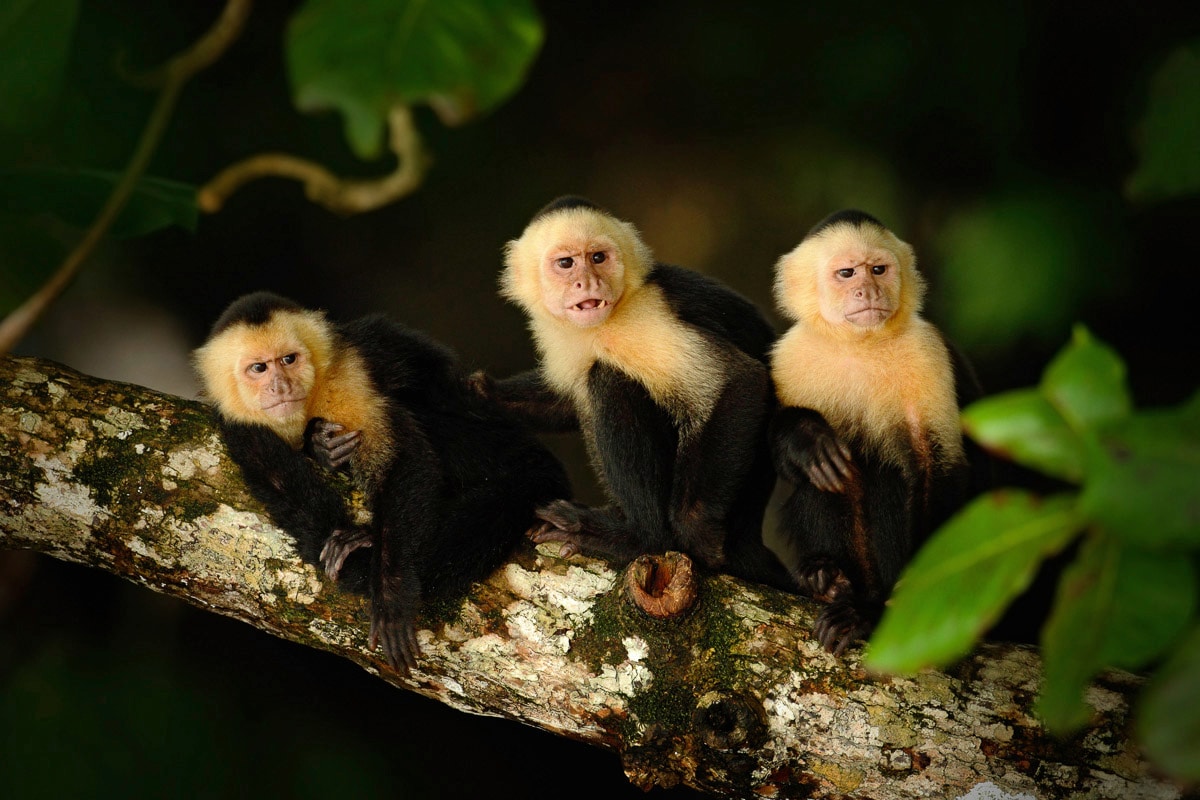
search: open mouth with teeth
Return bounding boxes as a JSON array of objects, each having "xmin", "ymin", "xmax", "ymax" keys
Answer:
[{"xmin": 565, "ymin": 297, "xmax": 614, "ymax": 326}]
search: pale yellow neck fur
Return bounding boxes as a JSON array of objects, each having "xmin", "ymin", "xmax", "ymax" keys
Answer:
[
  {"xmin": 771, "ymin": 318, "xmax": 964, "ymax": 466},
  {"xmin": 530, "ymin": 284, "xmax": 725, "ymax": 432}
]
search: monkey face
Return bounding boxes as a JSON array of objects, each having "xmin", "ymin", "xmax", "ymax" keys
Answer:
[
  {"xmin": 539, "ymin": 235, "xmax": 625, "ymax": 327},
  {"xmin": 236, "ymin": 345, "xmax": 312, "ymax": 422},
  {"xmin": 817, "ymin": 245, "xmax": 901, "ymax": 329}
]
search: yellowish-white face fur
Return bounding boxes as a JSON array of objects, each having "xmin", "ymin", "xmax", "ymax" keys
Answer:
[
  {"xmin": 502, "ymin": 207, "xmax": 654, "ymax": 328},
  {"xmin": 775, "ymin": 221, "xmax": 923, "ymax": 336},
  {"xmin": 193, "ymin": 309, "xmax": 333, "ymax": 430}
]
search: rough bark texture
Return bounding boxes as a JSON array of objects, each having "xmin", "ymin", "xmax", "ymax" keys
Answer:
[{"xmin": 0, "ymin": 355, "xmax": 1183, "ymax": 800}]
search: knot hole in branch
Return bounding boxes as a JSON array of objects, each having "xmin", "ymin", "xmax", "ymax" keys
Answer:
[
  {"xmin": 692, "ymin": 691, "xmax": 767, "ymax": 751},
  {"xmin": 624, "ymin": 551, "xmax": 698, "ymax": 619}
]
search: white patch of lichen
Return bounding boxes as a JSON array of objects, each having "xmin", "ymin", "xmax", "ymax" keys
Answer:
[
  {"xmin": 623, "ymin": 636, "xmax": 649, "ymax": 662},
  {"xmin": 164, "ymin": 445, "xmax": 221, "ymax": 480},
  {"xmin": 93, "ymin": 407, "xmax": 149, "ymax": 440}
]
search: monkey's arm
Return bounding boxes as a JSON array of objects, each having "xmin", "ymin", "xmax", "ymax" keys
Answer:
[
  {"xmin": 218, "ymin": 420, "xmax": 359, "ymax": 570},
  {"xmin": 769, "ymin": 406, "xmax": 854, "ymax": 492},
  {"xmin": 472, "ymin": 369, "xmax": 579, "ymax": 432}
]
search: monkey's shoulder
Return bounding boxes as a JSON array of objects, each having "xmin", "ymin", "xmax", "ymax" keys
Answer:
[{"xmin": 647, "ymin": 264, "xmax": 775, "ymax": 362}]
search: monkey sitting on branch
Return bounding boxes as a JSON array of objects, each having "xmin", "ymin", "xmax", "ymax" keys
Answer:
[
  {"xmin": 475, "ymin": 196, "xmax": 794, "ymax": 591},
  {"xmin": 193, "ymin": 292, "xmax": 570, "ymax": 672},
  {"xmin": 769, "ymin": 211, "xmax": 989, "ymax": 654}
]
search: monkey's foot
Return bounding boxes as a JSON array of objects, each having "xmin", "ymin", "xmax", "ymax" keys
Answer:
[
  {"xmin": 369, "ymin": 606, "xmax": 420, "ymax": 675},
  {"xmin": 813, "ymin": 597, "xmax": 875, "ymax": 656},
  {"xmin": 528, "ymin": 499, "xmax": 593, "ymax": 558},
  {"xmin": 306, "ymin": 417, "xmax": 362, "ymax": 470},
  {"xmin": 320, "ymin": 526, "xmax": 372, "ymax": 580},
  {"xmin": 792, "ymin": 557, "xmax": 852, "ymax": 603}
]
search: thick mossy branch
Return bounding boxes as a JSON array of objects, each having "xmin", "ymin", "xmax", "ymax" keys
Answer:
[{"xmin": 0, "ymin": 355, "xmax": 1182, "ymax": 800}]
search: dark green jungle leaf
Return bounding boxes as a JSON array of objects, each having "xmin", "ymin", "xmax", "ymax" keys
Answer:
[
  {"xmin": 1080, "ymin": 395, "xmax": 1200, "ymax": 548},
  {"xmin": 287, "ymin": 0, "xmax": 543, "ymax": 158},
  {"xmin": 865, "ymin": 491, "xmax": 1080, "ymax": 674},
  {"xmin": 1041, "ymin": 326, "xmax": 1131, "ymax": 433},
  {"xmin": 1138, "ymin": 625, "xmax": 1200, "ymax": 782},
  {"xmin": 0, "ymin": 167, "xmax": 198, "ymax": 238},
  {"xmin": 962, "ymin": 390, "xmax": 1085, "ymax": 483},
  {"xmin": 1037, "ymin": 535, "xmax": 1195, "ymax": 733}
]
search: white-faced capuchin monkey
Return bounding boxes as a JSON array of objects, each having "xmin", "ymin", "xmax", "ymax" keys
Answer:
[
  {"xmin": 770, "ymin": 210, "xmax": 989, "ymax": 654},
  {"xmin": 474, "ymin": 196, "xmax": 794, "ymax": 590},
  {"xmin": 193, "ymin": 292, "xmax": 570, "ymax": 672}
]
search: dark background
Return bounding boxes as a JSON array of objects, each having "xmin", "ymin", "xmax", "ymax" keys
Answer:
[{"xmin": 3, "ymin": 2, "xmax": 1199, "ymax": 797}]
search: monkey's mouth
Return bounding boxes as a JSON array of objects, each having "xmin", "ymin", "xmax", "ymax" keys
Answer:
[
  {"xmin": 564, "ymin": 297, "xmax": 614, "ymax": 327},
  {"xmin": 262, "ymin": 397, "xmax": 306, "ymax": 415},
  {"xmin": 846, "ymin": 307, "xmax": 892, "ymax": 327}
]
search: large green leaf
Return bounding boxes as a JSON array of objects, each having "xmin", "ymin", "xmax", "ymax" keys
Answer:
[
  {"xmin": 0, "ymin": 0, "xmax": 79, "ymax": 137},
  {"xmin": 1041, "ymin": 326, "xmax": 1131, "ymax": 434},
  {"xmin": 865, "ymin": 491, "xmax": 1081, "ymax": 674},
  {"xmin": 962, "ymin": 389, "xmax": 1085, "ymax": 483},
  {"xmin": 1080, "ymin": 396, "xmax": 1200, "ymax": 548},
  {"xmin": 1127, "ymin": 42, "xmax": 1200, "ymax": 202},
  {"xmin": 0, "ymin": 167, "xmax": 198, "ymax": 238},
  {"xmin": 287, "ymin": 0, "xmax": 543, "ymax": 159},
  {"xmin": 1037, "ymin": 534, "xmax": 1196, "ymax": 733},
  {"xmin": 1138, "ymin": 625, "xmax": 1200, "ymax": 782}
]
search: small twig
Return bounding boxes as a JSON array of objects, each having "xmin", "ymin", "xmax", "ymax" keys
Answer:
[
  {"xmin": 198, "ymin": 105, "xmax": 429, "ymax": 216},
  {"xmin": 0, "ymin": 0, "xmax": 253, "ymax": 355}
]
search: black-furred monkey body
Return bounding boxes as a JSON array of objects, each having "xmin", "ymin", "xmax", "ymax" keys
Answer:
[
  {"xmin": 770, "ymin": 211, "xmax": 987, "ymax": 653},
  {"xmin": 193, "ymin": 292, "xmax": 570, "ymax": 671},
  {"xmin": 482, "ymin": 196, "xmax": 793, "ymax": 590}
]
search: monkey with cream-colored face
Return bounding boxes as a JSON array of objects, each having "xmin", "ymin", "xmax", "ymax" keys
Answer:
[
  {"xmin": 770, "ymin": 210, "xmax": 988, "ymax": 654},
  {"xmin": 194, "ymin": 292, "xmax": 570, "ymax": 672},
  {"xmin": 480, "ymin": 196, "xmax": 794, "ymax": 590}
]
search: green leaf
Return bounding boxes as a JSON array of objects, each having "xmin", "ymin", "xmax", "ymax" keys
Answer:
[
  {"xmin": 287, "ymin": 0, "xmax": 543, "ymax": 159},
  {"xmin": 0, "ymin": 167, "xmax": 198, "ymax": 238},
  {"xmin": 0, "ymin": 0, "xmax": 79, "ymax": 137},
  {"xmin": 962, "ymin": 389, "xmax": 1085, "ymax": 483},
  {"xmin": 1127, "ymin": 42, "xmax": 1200, "ymax": 202},
  {"xmin": 1041, "ymin": 326, "xmax": 1131, "ymax": 433},
  {"xmin": 865, "ymin": 490, "xmax": 1081, "ymax": 674},
  {"xmin": 1080, "ymin": 399, "xmax": 1200, "ymax": 548},
  {"xmin": 1138, "ymin": 625, "xmax": 1200, "ymax": 782},
  {"xmin": 1037, "ymin": 535, "xmax": 1196, "ymax": 733}
]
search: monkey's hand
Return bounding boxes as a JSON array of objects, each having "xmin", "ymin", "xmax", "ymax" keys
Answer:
[
  {"xmin": 813, "ymin": 595, "xmax": 878, "ymax": 656},
  {"xmin": 772, "ymin": 409, "xmax": 855, "ymax": 492},
  {"xmin": 370, "ymin": 573, "xmax": 421, "ymax": 674},
  {"xmin": 305, "ymin": 417, "xmax": 361, "ymax": 470},
  {"xmin": 319, "ymin": 526, "xmax": 372, "ymax": 581},
  {"xmin": 528, "ymin": 499, "xmax": 591, "ymax": 558},
  {"xmin": 791, "ymin": 556, "xmax": 853, "ymax": 603}
]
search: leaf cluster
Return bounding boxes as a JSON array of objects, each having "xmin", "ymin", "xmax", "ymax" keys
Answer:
[{"xmin": 866, "ymin": 326, "xmax": 1200, "ymax": 781}]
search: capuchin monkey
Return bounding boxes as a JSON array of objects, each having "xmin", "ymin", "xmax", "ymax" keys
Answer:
[
  {"xmin": 475, "ymin": 196, "xmax": 794, "ymax": 591},
  {"xmin": 193, "ymin": 292, "xmax": 570, "ymax": 672},
  {"xmin": 770, "ymin": 210, "xmax": 989, "ymax": 654}
]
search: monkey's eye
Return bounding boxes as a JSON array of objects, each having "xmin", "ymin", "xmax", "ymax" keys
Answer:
[
  {"xmin": 248, "ymin": 362, "xmax": 267, "ymax": 374},
  {"xmin": 871, "ymin": 264, "xmax": 887, "ymax": 275},
  {"xmin": 836, "ymin": 268, "xmax": 855, "ymax": 279},
  {"xmin": 281, "ymin": 353, "xmax": 298, "ymax": 366},
  {"xmin": 591, "ymin": 251, "xmax": 607, "ymax": 265},
  {"xmin": 556, "ymin": 257, "xmax": 574, "ymax": 269}
]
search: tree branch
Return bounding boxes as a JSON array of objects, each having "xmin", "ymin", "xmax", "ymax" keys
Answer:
[{"xmin": 0, "ymin": 354, "xmax": 1182, "ymax": 800}]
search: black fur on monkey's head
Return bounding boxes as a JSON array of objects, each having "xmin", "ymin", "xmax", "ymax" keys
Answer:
[
  {"xmin": 531, "ymin": 195, "xmax": 615, "ymax": 222},
  {"xmin": 209, "ymin": 291, "xmax": 305, "ymax": 338},
  {"xmin": 804, "ymin": 209, "xmax": 885, "ymax": 240}
]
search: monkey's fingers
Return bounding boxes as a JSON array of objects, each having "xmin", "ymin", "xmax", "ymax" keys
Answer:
[
  {"xmin": 814, "ymin": 600, "xmax": 871, "ymax": 656},
  {"xmin": 804, "ymin": 457, "xmax": 844, "ymax": 493},
  {"xmin": 320, "ymin": 527, "xmax": 373, "ymax": 580},
  {"xmin": 322, "ymin": 430, "xmax": 361, "ymax": 467},
  {"xmin": 466, "ymin": 370, "xmax": 495, "ymax": 399},
  {"xmin": 533, "ymin": 500, "xmax": 587, "ymax": 534}
]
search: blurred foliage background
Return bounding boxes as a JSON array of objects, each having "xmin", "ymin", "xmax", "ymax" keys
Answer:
[{"xmin": 1, "ymin": 1, "xmax": 1198, "ymax": 797}]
